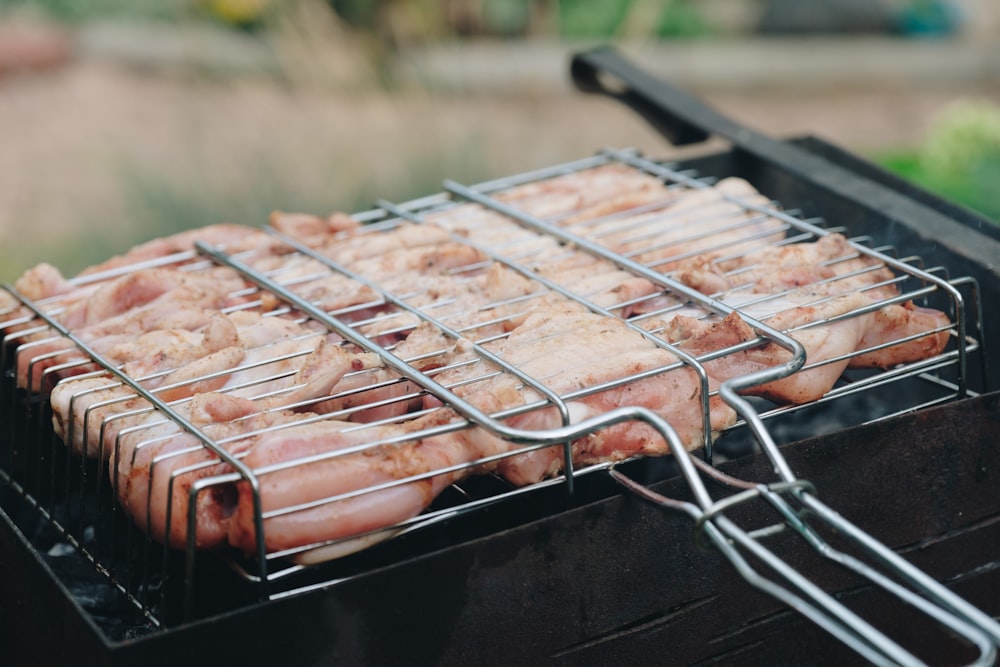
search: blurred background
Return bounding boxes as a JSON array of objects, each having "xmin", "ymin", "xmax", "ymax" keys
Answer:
[{"xmin": 0, "ymin": 0, "xmax": 998, "ymax": 281}]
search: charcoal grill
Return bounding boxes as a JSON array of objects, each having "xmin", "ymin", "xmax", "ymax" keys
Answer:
[{"xmin": 1, "ymin": 47, "xmax": 999, "ymax": 666}]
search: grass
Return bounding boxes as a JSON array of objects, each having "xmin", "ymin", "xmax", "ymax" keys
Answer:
[
  {"xmin": 873, "ymin": 99, "xmax": 1000, "ymax": 222},
  {"xmin": 876, "ymin": 151, "xmax": 1000, "ymax": 221},
  {"xmin": 0, "ymin": 0, "xmax": 196, "ymax": 23}
]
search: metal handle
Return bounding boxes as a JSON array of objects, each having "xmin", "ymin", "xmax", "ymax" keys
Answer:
[
  {"xmin": 570, "ymin": 45, "xmax": 838, "ymax": 175},
  {"xmin": 611, "ymin": 466, "xmax": 1000, "ymax": 667},
  {"xmin": 571, "ymin": 45, "xmax": 775, "ymax": 149},
  {"xmin": 570, "ymin": 46, "xmax": 712, "ymax": 146}
]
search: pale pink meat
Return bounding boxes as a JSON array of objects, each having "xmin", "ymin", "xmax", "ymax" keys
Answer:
[
  {"xmin": 228, "ymin": 409, "xmax": 477, "ymax": 554},
  {"xmin": 489, "ymin": 169, "xmax": 788, "ymax": 274},
  {"xmin": 687, "ymin": 233, "xmax": 898, "ymax": 297},
  {"xmin": 277, "ymin": 216, "xmax": 485, "ymax": 275},
  {"xmin": 222, "ymin": 306, "xmax": 736, "ymax": 555},
  {"xmin": 13, "ymin": 262, "xmax": 79, "ymax": 302},
  {"xmin": 661, "ymin": 307, "xmax": 865, "ymax": 405},
  {"xmin": 269, "ymin": 210, "xmax": 361, "ymax": 243},
  {"xmin": 111, "ymin": 393, "xmax": 295, "ymax": 549},
  {"xmin": 49, "ymin": 313, "xmax": 243, "ymax": 456},
  {"xmin": 732, "ymin": 280, "xmax": 951, "ymax": 373},
  {"xmin": 110, "ymin": 342, "xmax": 383, "ymax": 549},
  {"xmin": 13, "ymin": 268, "xmax": 251, "ymax": 391},
  {"xmin": 495, "ymin": 162, "xmax": 673, "ymax": 220},
  {"xmin": 429, "ymin": 309, "xmax": 736, "ymax": 485},
  {"xmin": 3, "ymin": 224, "xmax": 270, "ymax": 333},
  {"xmin": 659, "ymin": 286, "xmax": 951, "ymax": 404},
  {"xmin": 849, "ymin": 301, "xmax": 951, "ymax": 369},
  {"xmin": 0, "ymin": 163, "xmax": 960, "ymax": 559},
  {"xmin": 52, "ymin": 315, "xmax": 370, "ymax": 459},
  {"xmin": 76, "ymin": 223, "xmax": 272, "ymax": 277}
]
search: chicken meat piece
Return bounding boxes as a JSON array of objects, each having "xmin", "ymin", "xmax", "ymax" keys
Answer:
[
  {"xmin": 358, "ymin": 255, "xmax": 669, "ymax": 347},
  {"xmin": 110, "ymin": 343, "xmax": 384, "ymax": 549},
  {"xmin": 673, "ymin": 233, "xmax": 898, "ymax": 299},
  {"xmin": 111, "ymin": 392, "xmax": 307, "ymax": 549},
  {"xmin": 222, "ymin": 306, "xmax": 736, "ymax": 555},
  {"xmin": 50, "ymin": 312, "xmax": 245, "ymax": 456},
  {"xmin": 76, "ymin": 223, "xmax": 275, "ymax": 278},
  {"xmin": 13, "ymin": 262, "xmax": 87, "ymax": 303},
  {"xmin": 13, "ymin": 268, "xmax": 251, "ymax": 392},
  {"xmin": 275, "ymin": 216, "xmax": 487, "ymax": 276},
  {"xmin": 494, "ymin": 162, "xmax": 674, "ymax": 221},
  {"xmin": 427, "ymin": 308, "xmax": 735, "ymax": 485},
  {"xmin": 52, "ymin": 314, "xmax": 360, "ymax": 459},
  {"xmin": 427, "ymin": 167, "xmax": 785, "ymax": 296},
  {"xmin": 227, "ymin": 408, "xmax": 480, "ymax": 554},
  {"xmin": 560, "ymin": 178, "xmax": 787, "ymax": 273},
  {"xmin": 659, "ymin": 285, "xmax": 950, "ymax": 404},
  {"xmin": 474, "ymin": 165, "xmax": 784, "ymax": 266},
  {"xmin": 3, "ymin": 224, "xmax": 274, "ymax": 332}
]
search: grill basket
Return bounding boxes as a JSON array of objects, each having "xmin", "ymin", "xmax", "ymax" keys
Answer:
[{"xmin": 1, "ymin": 47, "xmax": 998, "ymax": 666}]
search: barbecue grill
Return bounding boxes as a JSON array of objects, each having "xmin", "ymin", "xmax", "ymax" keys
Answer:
[{"xmin": 1, "ymin": 47, "xmax": 998, "ymax": 666}]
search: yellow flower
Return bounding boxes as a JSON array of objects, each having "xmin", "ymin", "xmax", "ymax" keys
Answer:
[{"xmin": 206, "ymin": 0, "xmax": 271, "ymax": 25}]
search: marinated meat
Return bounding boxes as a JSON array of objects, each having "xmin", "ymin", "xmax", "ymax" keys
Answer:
[
  {"xmin": 427, "ymin": 308, "xmax": 736, "ymax": 485},
  {"xmin": 13, "ymin": 268, "xmax": 252, "ymax": 391},
  {"xmin": 560, "ymin": 178, "xmax": 787, "ymax": 273},
  {"xmin": 494, "ymin": 162, "xmax": 670, "ymax": 218},
  {"xmin": 228, "ymin": 409, "xmax": 475, "ymax": 554},
  {"xmin": 226, "ymin": 307, "xmax": 733, "ymax": 554},
  {"xmin": 51, "ymin": 314, "xmax": 369, "ymax": 459},
  {"xmin": 658, "ymin": 284, "xmax": 950, "ymax": 404},
  {"xmin": 482, "ymin": 164, "xmax": 787, "ymax": 271},
  {"xmin": 671, "ymin": 232, "xmax": 897, "ymax": 298},
  {"xmin": 0, "ymin": 162, "xmax": 957, "ymax": 558},
  {"xmin": 111, "ymin": 392, "xmax": 301, "ymax": 550},
  {"xmin": 109, "ymin": 343, "xmax": 383, "ymax": 549}
]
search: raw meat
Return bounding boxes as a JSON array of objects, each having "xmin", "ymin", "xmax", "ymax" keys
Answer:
[{"xmin": 0, "ymin": 162, "xmax": 957, "ymax": 559}]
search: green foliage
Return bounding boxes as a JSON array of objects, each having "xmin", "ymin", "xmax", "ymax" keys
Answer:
[
  {"xmin": 0, "ymin": 0, "xmax": 194, "ymax": 23},
  {"xmin": 482, "ymin": 0, "xmax": 531, "ymax": 36},
  {"xmin": 921, "ymin": 100, "xmax": 1000, "ymax": 177},
  {"xmin": 655, "ymin": 1, "xmax": 711, "ymax": 38},
  {"xmin": 558, "ymin": 0, "xmax": 630, "ymax": 37},
  {"xmin": 5, "ymin": 0, "xmax": 714, "ymax": 40},
  {"xmin": 876, "ymin": 100, "xmax": 1000, "ymax": 222}
]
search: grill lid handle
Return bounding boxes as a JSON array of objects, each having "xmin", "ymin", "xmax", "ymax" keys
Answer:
[
  {"xmin": 570, "ymin": 46, "xmax": 712, "ymax": 146},
  {"xmin": 571, "ymin": 45, "xmax": 798, "ymax": 156}
]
